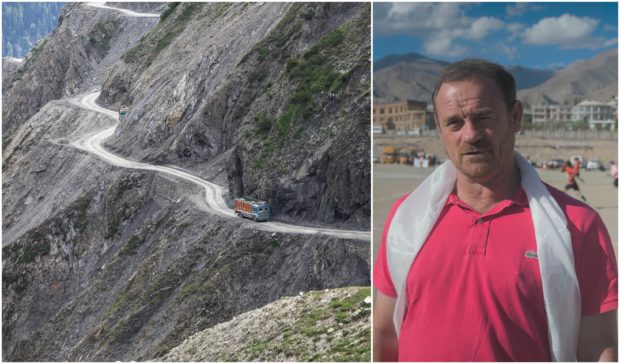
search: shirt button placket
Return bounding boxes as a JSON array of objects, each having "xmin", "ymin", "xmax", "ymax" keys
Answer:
[{"xmin": 468, "ymin": 217, "xmax": 488, "ymax": 256}]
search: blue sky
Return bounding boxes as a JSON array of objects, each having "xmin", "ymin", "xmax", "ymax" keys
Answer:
[{"xmin": 374, "ymin": 2, "xmax": 618, "ymax": 69}]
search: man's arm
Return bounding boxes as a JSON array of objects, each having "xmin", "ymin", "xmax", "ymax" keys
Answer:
[
  {"xmin": 577, "ymin": 310, "xmax": 617, "ymax": 361},
  {"xmin": 373, "ymin": 291, "xmax": 398, "ymax": 362}
]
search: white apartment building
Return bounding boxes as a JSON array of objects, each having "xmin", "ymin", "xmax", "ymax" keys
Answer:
[
  {"xmin": 531, "ymin": 104, "xmax": 573, "ymax": 123},
  {"xmin": 571, "ymin": 100, "xmax": 614, "ymax": 122}
]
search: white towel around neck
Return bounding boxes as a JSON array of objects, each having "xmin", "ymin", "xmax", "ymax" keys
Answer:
[{"xmin": 386, "ymin": 151, "xmax": 580, "ymax": 361}]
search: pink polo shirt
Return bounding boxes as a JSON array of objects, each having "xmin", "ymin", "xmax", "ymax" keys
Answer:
[{"xmin": 374, "ymin": 185, "xmax": 618, "ymax": 362}]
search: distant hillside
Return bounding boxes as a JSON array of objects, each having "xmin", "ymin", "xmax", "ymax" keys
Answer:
[
  {"xmin": 373, "ymin": 52, "xmax": 557, "ymax": 103},
  {"xmin": 373, "ymin": 53, "xmax": 446, "ymax": 103},
  {"xmin": 2, "ymin": 3, "xmax": 64, "ymax": 57},
  {"xmin": 517, "ymin": 48, "xmax": 618, "ymax": 106}
]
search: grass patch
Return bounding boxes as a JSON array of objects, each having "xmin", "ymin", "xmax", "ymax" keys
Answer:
[
  {"xmin": 179, "ymin": 281, "xmax": 201, "ymax": 300},
  {"xmin": 3, "ymin": 272, "xmax": 30, "ymax": 293},
  {"xmin": 119, "ymin": 235, "xmax": 145, "ymax": 256},
  {"xmin": 271, "ymin": 26, "xmax": 347, "ymax": 141},
  {"xmin": 14, "ymin": 239, "xmax": 50, "ymax": 265},
  {"xmin": 123, "ymin": 2, "xmax": 204, "ymax": 66},
  {"xmin": 160, "ymin": 2, "xmax": 180, "ymax": 21},
  {"xmin": 74, "ymin": 194, "xmax": 92, "ymax": 232}
]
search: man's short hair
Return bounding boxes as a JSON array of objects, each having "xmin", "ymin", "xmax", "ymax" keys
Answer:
[{"xmin": 432, "ymin": 59, "xmax": 517, "ymax": 111}]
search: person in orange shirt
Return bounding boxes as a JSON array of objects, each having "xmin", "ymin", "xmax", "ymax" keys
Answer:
[
  {"xmin": 574, "ymin": 157, "xmax": 585, "ymax": 182},
  {"xmin": 563, "ymin": 160, "xmax": 587, "ymax": 202}
]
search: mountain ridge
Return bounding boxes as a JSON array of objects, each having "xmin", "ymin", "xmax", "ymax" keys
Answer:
[{"xmin": 373, "ymin": 49, "xmax": 617, "ymax": 106}]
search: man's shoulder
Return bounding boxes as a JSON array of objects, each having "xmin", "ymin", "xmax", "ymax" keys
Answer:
[{"xmin": 544, "ymin": 183, "xmax": 599, "ymax": 227}]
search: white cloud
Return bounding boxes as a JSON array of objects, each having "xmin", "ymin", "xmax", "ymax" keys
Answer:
[
  {"xmin": 424, "ymin": 31, "xmax": 468, "ymax": 57},
  {"xmin": 497, "ymin": 43, "xmax": 519, "ymax": 60},
  {"xmin": 506, "ymin": 3, "xmax": 546, "ymax": 18},
  {"xmin": 375, "ymin": 3, "xmax": 505, "ymax": 57},
  {"xmin": 377, "ymin": 3, "xmax": 467, "ymax": 36},
  {"xmin": 507, "ymin": 22, "xmax": 525, "ymax": 41},
  {"xmin": 523, "ymin": 14, "xmax": 608, "ymax": 49},
  {"xmin": 466, "ymin": 17, "xmax": 505, "ymax": 40}
]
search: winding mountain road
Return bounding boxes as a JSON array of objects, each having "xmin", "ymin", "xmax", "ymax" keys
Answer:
[
  {"xmin": 69, "ymin": 91, "xmax": 370, "ymax": 241},
  {"xmin": 85, "ymin": 2, "xmax": 160, "ymax": 17}
]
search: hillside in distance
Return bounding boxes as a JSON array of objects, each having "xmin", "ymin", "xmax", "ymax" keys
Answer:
[
  {"xmin": 373, "ymin": 50, "xmax": 617, "ymax": 106},
  {"xmin": 2, "ymin": 2, "xmax": 64, "ymax": 57},
  {"xmin": 517, "ymin": 48, "xmax": 618, "ymax": 106}
]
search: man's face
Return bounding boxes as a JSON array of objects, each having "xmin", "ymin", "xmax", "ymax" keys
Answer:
[{"xmin": 434, "ymin": 79, "xmax": 522, "ymax": 182}]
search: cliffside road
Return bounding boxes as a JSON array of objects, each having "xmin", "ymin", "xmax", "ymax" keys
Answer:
[
  {"xmin": 85, "ymin": 2, "xmax": 160, "ymax": 17},
  {"xmin": 69, "ymin": 91, "xmax": 370, "ymax": 241}
]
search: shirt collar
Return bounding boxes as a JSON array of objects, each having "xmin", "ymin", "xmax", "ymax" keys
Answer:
[{"xmin": 447, "ymin": 186, "xmax": 529, "ymax": 212}]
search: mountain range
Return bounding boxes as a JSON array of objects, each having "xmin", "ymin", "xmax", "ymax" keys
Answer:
[
  {"xmin": 2, "ymin": 3, "xmax": 370, "ymax": 361},
  {"xmin": 373, "ymin": 49, "xmax": 618, "ymax": 107}
]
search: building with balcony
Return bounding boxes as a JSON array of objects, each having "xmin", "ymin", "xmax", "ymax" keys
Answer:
[
  {"xmin": 531, "ymin": 104, "xmax": 573, "ymax": 123},
  {"xmin": 373, "ymin": 100, "xmax": 427, "ymax": 131}
]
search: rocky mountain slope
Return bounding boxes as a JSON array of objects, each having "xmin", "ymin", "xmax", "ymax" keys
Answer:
[
  {"xmin": 161, "ymin": 286, "xmax": 370, "ymax": 362},
  {"xmin": 2, "ymin": 2, "xmax": 159, "ymax": 134},
  {"xmin": 98, "ymin": 2, "xmax": 370, "ymax": 227},
  {"xmin": 3, "ymin": 2, "xmax": 370, "ymax": 361},
  {"xmin": 2, "ymin": 58, "xmax": 22, "ymax": 96},
  {"xmin": 373, "ymin": 51, "xmax": 616, "ymax": 106},
  {"xmin": 517, "ymin": 48, "xmax": 618, "ymax": 106}
]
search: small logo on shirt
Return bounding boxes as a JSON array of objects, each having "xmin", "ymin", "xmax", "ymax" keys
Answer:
[{"xmin": 525, "ymin": 251, "xmax": 538, "ymax": 259}]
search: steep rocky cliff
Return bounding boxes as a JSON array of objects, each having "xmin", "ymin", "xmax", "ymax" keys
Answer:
[
  {"xmin": 2, "ymin": 58, "xmax": 22, "ymax": 96},
  {"xmin": 3, "ymin": 2, "xmax": 370, "ymax": 361},
  {"xmin": 2, "ymin": 2, "xmax": 159, "ymax": 134},
  {"xmin": 99, "ymin": 2, "xmax": 371, "ymax": 227}
]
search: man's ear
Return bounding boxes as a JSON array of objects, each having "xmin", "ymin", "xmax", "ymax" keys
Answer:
[{"xmin": 511, "ymin": 100, "xmax": 523, "ymax": 132}]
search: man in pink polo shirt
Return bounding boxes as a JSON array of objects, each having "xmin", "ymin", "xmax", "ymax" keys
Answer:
[{"xmin": 373, "ymin": 59, "xmax": 618, "ymax": 362}]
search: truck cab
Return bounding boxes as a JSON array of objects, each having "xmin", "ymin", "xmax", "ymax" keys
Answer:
[
  {"xmin": 234, "ymin": 197, "xmax": 271, "ymax": 222},
  {"xmin": 119, "ymin": 106, "xmax": 129, "ymax": 122}
]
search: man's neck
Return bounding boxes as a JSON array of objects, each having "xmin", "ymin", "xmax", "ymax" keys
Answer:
[{"xmin": 455, "ymin": 165, "xmax": 521, "ymax": 214}]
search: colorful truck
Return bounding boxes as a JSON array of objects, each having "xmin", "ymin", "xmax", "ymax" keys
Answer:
[
  {"xmin": 119, "ymin": 106, "xmax": 129, "ymax": 121},
  {"xmin": 234, "ymin": 197, "xmax": 271, "ymax": 222}
]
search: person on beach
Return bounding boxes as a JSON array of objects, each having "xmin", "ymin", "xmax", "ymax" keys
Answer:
[
  {"xmin": 610, "ymin": 161, "xmax": 618, "ymax": 188},
  {"xmin": 373, "ymin": 59, "xmax": 617, "ymax": 362},
  {"xmin": 574, "ymin": 157, "xmax": 585, "ymax": 182},
  {"xmin": 563, "ymin": 160, "xmax": 587, "ymax": 202}
]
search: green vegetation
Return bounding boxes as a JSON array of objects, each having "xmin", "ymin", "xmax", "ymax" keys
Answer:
[
  {"xmin": 3, "ymin": 272, "xmax": 30, "ymax": 293},
  {"xmin": 160, "ymin": 2, "xmax": 180, "ymax": 21},
  {"xmin": 74, "ymin": 194, "xmax": 92, "ymax": 232},
  {"xmin": 223, "ymin": 287, "xmax": 370, "ymax": 361},
  {"xmin": 123, "ymin": 2, "xmax": 205, "ymax": 66},
  {"xmin": 119, "ymin": 235, "xmax": 145, "ymax": 256},
  {"xmin": 179, "ymin": 281, "xmax": 201, "ymax": 300},
  {"xmin": 7, "ymin": 236, "xmax": 51, "ymax": 265},
  {"xmin": 273, "ymin": 27, "xmax": 345, "ymax": 140},
  {"xmin": 88, "ymin": 20, "xmax": 118, "ymax": 51},
  {"xmin": 238, "ymin": 3, "xmax": 304, "ymax": 65},
  {"xmin": 20, "ymin": 240, "xmax": 51, "ymax": 264},
  {"xmin": 255, "ymin": 113, "xmax": 273, "ymax": 134}
]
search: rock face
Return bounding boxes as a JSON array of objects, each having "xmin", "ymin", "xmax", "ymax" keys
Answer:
[
  {"xmin": 2, "ymin": 58, "xmax": 23, "ymax": 97},
  {"xmin": 2, "ymin": 2, "xmax": 371, "ymax": 362},
  {"xmin": 98, "ymin": 2, "xmax": 371, "ymax": 227},
  {"xmin": 2, "ymin": 3, "xmax": 159, "ymax": 134},
  {"xmin": 160, "ymin": 286, "xmax": 370, "ymax": 362}
]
